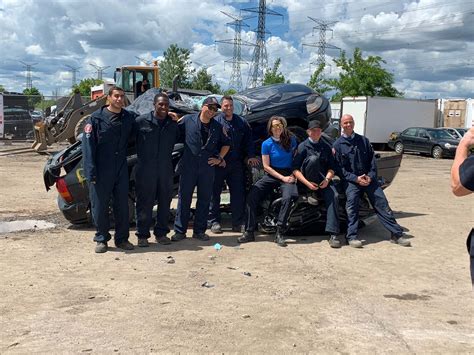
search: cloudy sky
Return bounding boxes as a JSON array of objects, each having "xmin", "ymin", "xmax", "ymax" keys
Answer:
[{"xmin": 0, "ymin": 0, "xmax": 472, "ymax": 99}]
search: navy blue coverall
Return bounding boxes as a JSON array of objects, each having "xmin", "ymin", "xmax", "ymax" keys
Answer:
[
  {"xmin": 82, "ymin": 106, "xmax": 135, "ymax": 244},
  {"xmin": 208, "ymin": 113, "xmax": 255, "ymax": 228},
  {"xmin": 134, "ymin": 112, "xmax": 180, "ymax": 239},
  {"xmin": 333, "ymin": 133, "xmax": 403, "ymax": 241},
  {"xmin": 293, "ymin": 138, "xmax": 340, "ymax": 235},
  {"xmin": 174, "ymin": 113, "xmax": 230, "ymax": 235}
]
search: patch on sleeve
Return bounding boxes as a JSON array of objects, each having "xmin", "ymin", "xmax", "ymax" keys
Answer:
[{"xmin": 84, "ymin": 123, "xmax": 93, "ymax": 134}]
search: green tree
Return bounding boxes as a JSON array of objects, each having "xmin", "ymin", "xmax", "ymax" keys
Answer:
[
  {"xmin": 263, "ymin": 58, "xmax": 287, "ymax": 85},
  {"xmin": 307, "ymin": 63, "xmax": 332, "ymax": 95},
  {"xmin": 327, "ymin": 48, "xmax": 402, "ymax": 101},
  {"xmin": 160, "ymin": 44, "xmax": 194, "ymax": 88},
  {"xmin": 71, "ymin": 78, "xmax": 103, "ymax": 97},
  {"xmin": 0, "ymin": 84, "xmax": 5, "ymax": 93},
  {"xmin": 190, "ymin": 68, "xmax": 221, "ymax": 93},
  {"xmin": 23, "ymin": 87, "xmax": 42, "ymax": 107},
  {"xmin": 223, "ymin": 88, "xmax": 237, "ymax": 96}
]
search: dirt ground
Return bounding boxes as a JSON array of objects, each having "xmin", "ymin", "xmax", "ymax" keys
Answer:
[{"xmin": 0, "ymin": 142, "xmax": 473, "ymax": 353}]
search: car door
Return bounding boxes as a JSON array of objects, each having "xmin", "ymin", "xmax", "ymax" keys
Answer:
[
  {"xmin": 412, "ymin": 128, "xmax": 431, "ymax": 153},
  {"xmin": 399, "ymin": 128, "xmax": 417, "ymax": 151}
]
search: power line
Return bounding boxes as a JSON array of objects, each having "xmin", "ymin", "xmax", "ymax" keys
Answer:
[
  {"xmin": 303, "ymin": 17, "xmax": 340, "ymax": 72},
  {"xmin": 242, "ymin": 0, "xmax": 283, "ymax": 88},
  {"xmin": 66, "ymin": 65, "xmax": 81, "ymax": 87},
  {"xmin": 19, "ymin": 61, "xmax": 38, "ymax": 90}
]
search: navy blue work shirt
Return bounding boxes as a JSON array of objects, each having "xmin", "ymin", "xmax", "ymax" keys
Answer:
[{"xmin": 214, "ymin": 113, "xmax": 255, "ymax": 162}]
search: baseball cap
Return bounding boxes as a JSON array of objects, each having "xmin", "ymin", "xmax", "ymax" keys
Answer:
[
  {"xmin": 308, "ymin": 120, "xmax": 322, "ymax": 129},
  {"xmin": 202, "ymin": 96, "xmax": 221, "ymax": 108}
]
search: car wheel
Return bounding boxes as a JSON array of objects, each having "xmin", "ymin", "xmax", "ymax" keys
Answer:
[
  {"xmin": 394, "ymin": 141, "xmax": 404, "ymax": 154},
  {"xmin": 432, "ymin": 145, "xmax": 443, "ymax": 159}
]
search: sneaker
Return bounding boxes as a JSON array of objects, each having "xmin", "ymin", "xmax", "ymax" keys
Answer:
[
  {"xmin": 192, "ymin": 233, "xmax": 210, "ymax": 241},
  {"xmin": 137, "ymin": 238, "xmax": 149, "ymax": 248},
  {"xmin": 210, "ymin": 223, "xmax": 223, "ymax": 234},
  {"xmin": 170, "ymin": 232, "xmax": 186, "ymax": 242},
  {"xmin": 95, "ymin": 242, "xmax": 108, "ymax": 253},
  {"xmin": 391, "ymin": 234, "xmax": 411, "ymax": 247},
  {"xmin": 348, "ymin": 239, "xmax": 363, "ymax": 248},
  {"xmin": 156, "ymin": 235, "xmax": 172, "ymax": 245},
  {"xmin": 328, "ymin": 235, "xmax": 341, "ymax": 248},
  {"xmin": 116, "ymin": 240, "xmax": 134, "ymax": 250},
  {"xmin": 232, "ymin": 225, "xmax": 244, "ymax": 233},
  {"xmin": 237, "ymin": 231, "xmax": 255, "ymax": 243}
]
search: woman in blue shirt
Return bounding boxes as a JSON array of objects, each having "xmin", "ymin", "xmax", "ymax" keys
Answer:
[{"xmin": 238, "ymin": 116, "xmax": 298, "ymax": 246}]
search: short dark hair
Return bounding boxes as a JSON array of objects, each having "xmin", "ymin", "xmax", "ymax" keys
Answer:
[
  {"xmin": 108, "ymin": 86, "xmax": 124, "ymax": 96},
  {"xmin": 221, "ymin": 95, "xmax": 233, "ymax": 103},
  {"xmin": 153, "ymin": 92, "xmax": 169, "ymax": 104}
]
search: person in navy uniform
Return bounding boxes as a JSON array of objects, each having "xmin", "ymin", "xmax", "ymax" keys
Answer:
[
  {"xmin": 82, "ymin": 86, "xmax": 136, "ymax": 253},
  {"xmin": 450, "ymin": 127, "xmax": 474, "ymax": 285},
  {"xmin": 238, "ymin": 116, "xmax": 298, "ymax": 247},
  {"xmin": 208, "ymin": 96, "xmax": 259, "ymax": 234},
  {"xmin": 333, "ymin": 114, "xmax": 411, "ymax": 248},
  {"xmin": 134, "ymin": 93, "xmax": 181, "ymax": 247},
  {"xmin": 292, "ymin": 120, "xmax": 342, "ymax": 248},
  {"xmin": 171, "ymin": 97, "xmax": 230, "ymax": 242}
]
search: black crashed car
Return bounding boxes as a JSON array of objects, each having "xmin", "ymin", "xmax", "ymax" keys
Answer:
[
  {"xmin": 388, "ymin": 127, "xmax": 459, "ymax": 159},
  {"xmin": 43, "ymin": 83, "xmax": 402, "ymax": 230}
]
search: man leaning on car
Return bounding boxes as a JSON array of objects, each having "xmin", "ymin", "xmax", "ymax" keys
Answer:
[{"xmin": 82, "ymin": 86, "xmax": 136, "ymax": 253}]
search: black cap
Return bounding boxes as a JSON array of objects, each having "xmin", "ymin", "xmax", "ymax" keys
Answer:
[
  {"xmin": 202, "ymin": 96, "xmax": 221, "ymax": 108},
  {"xmin": 308, "ymin": 120, "xmax": 322, "ymax": 129}
]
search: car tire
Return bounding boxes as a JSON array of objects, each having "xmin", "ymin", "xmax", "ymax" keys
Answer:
[
  {"xmin": 432, "ymin": 145, "xmax": 443, "ymax": 159},
  {"xmin": 394, "ymin": 141, "xmax": 404, "ymax": 154}
]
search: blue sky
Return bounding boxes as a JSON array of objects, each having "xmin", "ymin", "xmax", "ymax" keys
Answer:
[{"xmin": 0, "ymin": 0, "xmax": 472, "ymax": 99}]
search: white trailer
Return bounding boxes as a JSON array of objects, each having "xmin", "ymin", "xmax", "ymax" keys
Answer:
[{"xmin": 340, "ymin": 96, "xmax": 437, "ymax": 148}]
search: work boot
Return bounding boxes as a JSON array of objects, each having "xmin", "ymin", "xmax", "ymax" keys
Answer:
[
  {"xmin": 192, "ymin": 232, "xmax": 210, "ymax": 241},
  {"xmin": 137, "ymin": 238, "xmax": 149, "ymax": 248},
  {"xmin": 170, "ymin": 232, "xmax": 186, "ymax": 242},
  {"xmin": 328, "ymin": 235, "xmax": 341, "ymax": 248},
  {"xmin": 116, "ymin": 240, "xmax": 134, "ymax": 250},
  {"xmin": 274, "ymin": 228, "xmax": 287, "ymax": 247},
  {"xmin": 210, "ymin": 222, "xmax": 223, "ymax": 234},
  {"xmin": 237, "ymin": 231, "xmax": 255, "ymax": 243},
  {"xmin": 156, "ymin": 235, "xmax": 172, "ymax": 245},
  {"xmin": 348, "ymin": 238, "xmax": 363, "ymax": 248},
  {"xmin": 95, "ymin": 242, "xmax": 108, "ymax": 253},
  {"xmin": 391, "ymin": 234, "xmax": 411, "ymax": 247}
]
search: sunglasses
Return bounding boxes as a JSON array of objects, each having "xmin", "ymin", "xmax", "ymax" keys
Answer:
[
  {"xmin": 272, "ymin": 123, "xmax": 283, "ymax": 128},
  {"xmin": 206, "ymin": 105, "xmax": 219, "ymax": 112}
]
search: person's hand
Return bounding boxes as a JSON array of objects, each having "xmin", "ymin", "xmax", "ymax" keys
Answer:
[
  {"xmin": 357, "ymin": 175, "xmax": 370, "ymax": 186},
  {"xmin": 247, "ymin": 157, "xmax": 260, "ymax": 167},
  {"xmin": 218, "ymin": 159, "xmax": 226, "ymax": 168},
  {"xmin": 319, "ymin": 179, "xmax": 329, "ymax": 189},
  {"xmin": 307, "ymin": 181, "xmax": 319, "ymax": 191},
  {"xmin": 208, "ymin": 157, "xmax": 223, "ymax": 166},
  {"xmin": 169, "ymin": 112, "xmax": 179, "ymax": 122},
  {"xmin": 282, "ymin": 175, "xmax": 296, "ymax": 184}
]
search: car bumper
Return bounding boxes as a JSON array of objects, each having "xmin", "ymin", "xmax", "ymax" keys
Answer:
[{"xmin": 58, "ymin": 196, "xmax": 89, "ymax": 225}]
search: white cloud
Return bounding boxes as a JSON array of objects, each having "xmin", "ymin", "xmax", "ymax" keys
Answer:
[{"xmin": 25, "ymin": 44, "xmax": 44, "ymax": 55}]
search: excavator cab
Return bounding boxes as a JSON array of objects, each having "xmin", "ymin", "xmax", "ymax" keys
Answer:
[{"xmin": 114, "ymin": 63, "xmax": 160, "ymax": 102}]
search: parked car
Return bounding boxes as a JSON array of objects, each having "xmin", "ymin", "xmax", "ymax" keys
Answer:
[
  {"xmin": 43, "ymin": 84, "xmax": 402, "ymax": 232},
  {"xmin": 441, "ymin": 127, "xmax": 467, "ymax": 140},
  {"xmin": 388, "ymin": 127, "xmax": 459, "ymax": 158},
  {"xmin": 30, "ymin": 110, "xmax": 44, "ymax": 124}
]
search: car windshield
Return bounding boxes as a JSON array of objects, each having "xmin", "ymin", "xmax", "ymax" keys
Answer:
[
  {"xmin": 457, "ymin": 128, "xmax": 467, "ymax": 136},
  {"xmin": 428, "ymin": 129, "xmax": 454, "ymax": 139}
]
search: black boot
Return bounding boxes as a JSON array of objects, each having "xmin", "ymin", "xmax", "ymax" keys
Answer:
[
  {"xmin": 237, "ymin": 231, "xmax": 255, "ymax": 243},
  {"xmin": 274, "ymin": 227, "xmax": 287, "ymax": 247}
]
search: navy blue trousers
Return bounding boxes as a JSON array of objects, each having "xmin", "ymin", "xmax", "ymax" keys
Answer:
[
  {"xmin": 174, "ymin": 162, "xmax": 215, "ymax": 235},
  {"xmin": 88, "ymin": 167, "xmax": 129, "ymax": 244},
  {"xmin": 245, "ymin": 174, "xmax": 298, "ymax": 232},
  {"xmin": 345, "ymin": 180, "xmax": 403, "ymax": 240},
  {"xmin": 208, "ymin": 160, "xmax": 245, "ymax": 228}
]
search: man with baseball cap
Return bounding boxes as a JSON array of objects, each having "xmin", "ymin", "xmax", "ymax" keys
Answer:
[
  {"xmin": 293, "ymin": 120, "xmax": 342, "ymax": 248},
  {"xmin": 170, "ymin": 96, "xmax": 230, "ymax": 242}
]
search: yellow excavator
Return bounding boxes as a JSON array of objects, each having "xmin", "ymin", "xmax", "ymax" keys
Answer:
[{"xmin": 32, "ymin": 62, "xmax": 160, "ymax": 152}]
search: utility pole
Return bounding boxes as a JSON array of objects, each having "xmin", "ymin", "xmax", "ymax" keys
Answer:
[
  {"xmin": 303, "ymin": 17, "xmax": 339, "ymax": 72},
  {"xmin": 19, "ymin": 61, "xmax": 38, "ymax": 89},
  {"xmin": 89, "ymin": 63, "xmax": 110, "ymax": 80},
  {"xmin": 66, "ymin": 65, "xmax": 81, "ymax": 87},
  {"xmin": 215, "ymin": 11, "xmax": 254, "ymax": 92},
  {"xmin": 242, "ymin": 0, "xmax": 283, "ymax": 88}
]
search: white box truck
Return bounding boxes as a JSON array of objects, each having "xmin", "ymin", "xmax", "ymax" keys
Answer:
[{"xmin": 340, "ymin": 96, "xmax": 437, "ymax": 149}]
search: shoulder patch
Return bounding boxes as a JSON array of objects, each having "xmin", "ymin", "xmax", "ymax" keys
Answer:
[{"xmin": 84, "ymin": 123, "xmax": 93, "ymax": 134}]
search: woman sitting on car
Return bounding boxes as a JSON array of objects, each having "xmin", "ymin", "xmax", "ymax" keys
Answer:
[{"xmin": 238, "ymin": 116, "xmax": 298, "ymax": 247}]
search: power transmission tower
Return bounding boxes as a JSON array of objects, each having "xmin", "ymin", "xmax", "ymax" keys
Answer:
[
  {"xmin": 215, "ymin": 11, "xmax": 254, "ymax": 92},
  {"xmin": 135, "ymin": 56, "xmax": 153, "ymax": 66},
  {"xmin": 89, "ymin": 63, "xmax": 110, "ymax": 80},
  {"xmin": 19, "ymin": 61, "xmax": 38, "ymax": 89},
  {"xmin": 242, "ymin": 0, "xmax": 282, "ymax": 88},
  {"xmin": 66, "ymin": 65, "xmax": 81, "ymax": 87},
  {"xmin": 303, "ymin": 17, "xmax": 339, "ymax": 71}
]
